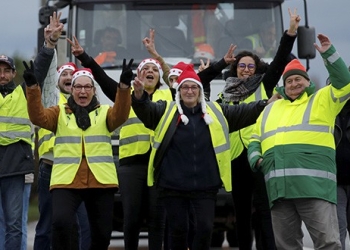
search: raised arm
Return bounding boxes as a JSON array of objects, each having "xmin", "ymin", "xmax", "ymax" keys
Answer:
[
  {"xmin": 23, "ymin": 61, "xmax": 59, "ymax": 133},
  {"xmin": 68, "ymin": 36, "xmax": 119, "ymax": 102},
  {"xmin": 143, "ymin": 29, "xmax": 171, "ymax": 86},
  {"xmin": 315, "ymin": 34, "xmax": 350, "ymax": 90},
  {"xmin": 33, "ymin": 12, "xmax": 63, "ymax": 91},
  {"xmin": 261, "ymin": 8, "xmax": 300, "ymax": 97}
]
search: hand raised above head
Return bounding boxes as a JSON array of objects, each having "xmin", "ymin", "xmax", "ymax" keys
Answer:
[
  {"xmin": 223, "ymin": 44, "xmax": 237, "ymax": 64},
  {"xmin": 143, "ymin": 29, "xmax": 159, "ymax": 57},
  {"xmin": 67, "ymin": 35, "xmax": 84, "ymax": 56},
  {"xmin": 22, "ymin": 61, "xmax": 38, "ymax": 87},
  {"xmin": 288, "ymin": 8, "xmax": 301, "ymax": 34},
  {"xmin": 120, "ymin": 58, "xmax": 134, "ymax": 87},
  {"xmin": 314, "ymin": 34, "xmax": 331, "ymax": 54}
]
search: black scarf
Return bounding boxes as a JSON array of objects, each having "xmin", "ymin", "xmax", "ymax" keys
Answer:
[
  {"xmin": 222, "ymin": 74, "xmax": 265, "ymax": 103},
  {"xmin": 0, "ymin": 81, "xmax": 16, "ymax": 97},
  {"xmin": 67, "ymin": 95, "xmax": 100, "ymax": 130}
]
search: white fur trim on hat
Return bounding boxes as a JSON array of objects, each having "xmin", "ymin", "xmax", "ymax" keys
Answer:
[
  {"xmin": 72, "ymin": 70, "xmax": 94, "ymax": 84},
  {"xmin": 137, "ymin": 58, "xmax": 163, "ymax": 79},
  {"xmin": 168, "ymin": 68, "xmax": 183, "ymax": 81},
  {"xmin": 57, "ymin": 64, "xmax": 76, "ymax": 79}
]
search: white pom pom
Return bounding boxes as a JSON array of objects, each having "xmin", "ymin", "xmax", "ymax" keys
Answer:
[
  {"xmin": 180, "ymin": 114, "xmax": 189, "ymax": 125},
  {"xmin": 203, "ymin": 113, "xmax": 213, "ymax": 125}
]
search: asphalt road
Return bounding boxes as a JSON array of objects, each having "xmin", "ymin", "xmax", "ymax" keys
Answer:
[{"xmin": 27, "ymin": 221, "xmax": 350, "ymax": 249}]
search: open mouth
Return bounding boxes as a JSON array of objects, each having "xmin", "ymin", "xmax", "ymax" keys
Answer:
[
  {"xmin": 79, "ymin": 96, "xmax": 88, "ymax": 101},
  {"xmin": 65, "ymin": 82, "xmax": 71, "ymax": 87},
  {"xmin": 146, "ymin": 75, "xmax": 154, "ymax": 80}
]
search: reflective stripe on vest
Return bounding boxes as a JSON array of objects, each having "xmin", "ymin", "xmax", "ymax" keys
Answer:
[
  {"xmin": 51, "ymin": 105, "xmax": 116, "ymax": 186},
  {"xmin": 0, "ymin": 86, "xmax": 32, "ymax": 145},
  {"xmin": 251, "ymin": 91, "xmax": 340, "ymax": 183},
  {"xmin": 256, "ymin": 94, "xmax": 333, "ymax": 142},
  {"xmin": 148, "ymin": 101, "xmax": 232, "ymax": 191},
  {"xmin": 119, "ymin": 88, "xmax": 173, "ymax": 159},
  {"xmin": 38, "ymin": 93, "xmax": 67, "ymax": 158}
]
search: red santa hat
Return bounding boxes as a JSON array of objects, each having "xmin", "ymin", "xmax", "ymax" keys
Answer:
[
  {"xmin": 173, "ymin": 65, "xmax": 212, "ymax": 125},
  {"xmin": 137, "ymin": 58, "xmax": 163, "ymax": 79},
  {"xmin": 168, "ymin": 62, "xmax": 193, "ymax": 82},
  {"xmin": 72, "ymin": 68, "xmax": 95, "ymax": 85},
  {"xmin": 57, "ymin": 62, "xmax": 77, "ymax": 79}
]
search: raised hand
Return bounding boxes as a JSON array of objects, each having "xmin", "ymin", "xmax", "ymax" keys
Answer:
[
  {"xmin": 44, "ymin": 12, "xmax": 64, "ymax": 46},
  {"xmin": 198, "ymin": 59, "xmax": 210, "ymax": 73},
  {"xmin": 120, "ymin": 59, "xmax": 134, "ymax": 87},
  {"xmin": 67, "ymin": 35, "xmax": 84, "ymax": 56},
  {"xmin": 223, "ymin": 44, "xmax": 237, "ymax": 64},
  {"xmin": 314, "ymin": 34, "xmax": 331, "ymax": 54},
  {"xmin": 287, "ymin": 8, "xmax": 301, "ymax": 35},
  {"xmin": 22, "ymin": 61, "xmax": 38, "ymax": 87},
  {"xmin": 142, "ymin": 29, "xmax": 159, "ymax": 57},
  {"xmin": 133, "ymin": 69, "xmax": 146, "ymax": 99}
]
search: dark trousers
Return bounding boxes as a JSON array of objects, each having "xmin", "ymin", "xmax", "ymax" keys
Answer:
[
  {"xmin": 117, "ymin": 164, "xmax": 165, "ymax": 250},
  {"xmin": 162, "ymin": 195, "xmax": 216, "ymax": 250},
  {"xmin": 51, "ymin": 188, "xmax": 115, "ymax": 250},
  {"xmin": 34, "ymin": 160, "xmax": 91, "ymax": 250},
  {"xmin": 231, "ymin": 148, "xmax": 275, "ymax": 250}
]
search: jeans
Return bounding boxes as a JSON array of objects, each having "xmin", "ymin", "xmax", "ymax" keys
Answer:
[
  {"xmin": 0, "ymin": 175, "xmax": 25, "ymax": 250},
  {"xmin": 162, "ymin": 195, "xmax": 216, "ymax": 250},
  {"xmin": 337, "ymin": 185, "xmax": 350, "ymax": 250},
  {"xmin": 34, "ymin": 160, "xmax": 91, "ymax": 250},
  {"xmin": 0, "ymin": 181, "xmax": 31, "ymax": 250},
  {"xmin": 22, "ymin": 183, "xmax": 31, "ymax": 250},
  {"xmin": 117, "ymin": 164, "xmax": 166, "ymax": 250}
]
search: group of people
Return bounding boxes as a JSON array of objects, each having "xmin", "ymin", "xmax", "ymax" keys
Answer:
[{"xmin": 0, "ymin": 8, "xmax": 350, "ymax": 250}]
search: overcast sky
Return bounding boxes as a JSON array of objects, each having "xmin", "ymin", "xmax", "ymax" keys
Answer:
[{"xmin": 1, "ymin": 0, "xmax": 349, "ymax": 85}]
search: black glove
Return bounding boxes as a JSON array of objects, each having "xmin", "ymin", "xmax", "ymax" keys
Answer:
[
  {"xmin": 22, "ymin": 61, "xmax": 38, "ymax": 87},
  {"xmin": 119, "ymin": 58, "xmax": 134, "ymax": 87}
]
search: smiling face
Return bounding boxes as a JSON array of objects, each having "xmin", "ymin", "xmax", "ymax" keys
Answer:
[
  {"xmin": 284, "ymin": 75, "xmax": 310, "ymax": 100},
  {"xmin": 140, "ymin": 63, "xmax": 161, "ymax": 92},
  {"xmin": 58, "ymin": 69, "xmax": 74, "ymax": 94},
  {"xmin": 71, "ymin": 76, "xmax": 96, "ymax": 107},
  {"xmin": 179, "ymin": 80, "xmax": 201, "ymax": 108},
  {"xmin": 236, "ymin": 56, "xmax": 256, "ymax": 79}
]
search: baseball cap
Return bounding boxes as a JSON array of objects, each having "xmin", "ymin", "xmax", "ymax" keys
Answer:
[{"xmin": 0, "ymin": 55, "xmax": 15, "ymax": 70}]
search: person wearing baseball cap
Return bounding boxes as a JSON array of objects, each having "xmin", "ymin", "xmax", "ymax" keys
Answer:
[
  {"xmin": 0, "ymin": 55, "xmax": 16, "ymax": 70},
  {"xmin": 0, "ymin": 53, "xmax": 39, "ymax": 250},
  {"xmin": 248, "ymin": 34, "xmax": 350, "ymax": 249},
  {"xmin": 132, "ymin": 63, "xmax": 273, "ymax": 249}
]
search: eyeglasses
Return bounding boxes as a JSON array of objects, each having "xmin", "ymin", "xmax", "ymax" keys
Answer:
[
  {"xmin": 180, "ymin": 86, "xmax": 199, "ymax": 92},
  {"xmin": 72, "ymin": 85, "xmax": 94, "ymax": 91},
  {"xmin": 238, "ymin": 63, "xmax": 256, "ymax": 71}
]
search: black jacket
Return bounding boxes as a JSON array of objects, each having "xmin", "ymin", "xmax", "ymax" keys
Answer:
[
  {"xmin": 334, "ymin": 101, "xmax": 350, "ymax": 185},
  {"xmin": 132, "ymin": 91, "xmax": 267, "ymax": 191}
]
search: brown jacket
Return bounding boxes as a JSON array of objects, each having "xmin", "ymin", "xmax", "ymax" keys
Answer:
[{"xmin": 27, "ymin": 85, "xmax": 131, "ymax": 189}]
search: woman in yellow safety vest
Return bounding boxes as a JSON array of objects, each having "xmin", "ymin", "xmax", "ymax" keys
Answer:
[
  {"xmin": 24, "ymin": 62, "xmax": 132, "ymax": 250},
  {"xmin": 131, "ymin": 64, "xmax": 276, "ymax": 249},
  {"xmin": 216, "ymin": 8, "xmax": 300, "ymax": 249}
]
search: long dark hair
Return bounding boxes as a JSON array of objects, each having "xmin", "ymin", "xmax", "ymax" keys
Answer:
[{"xmin": 226, "ymin": 50, "xmax": 268, "ymax": 79}]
